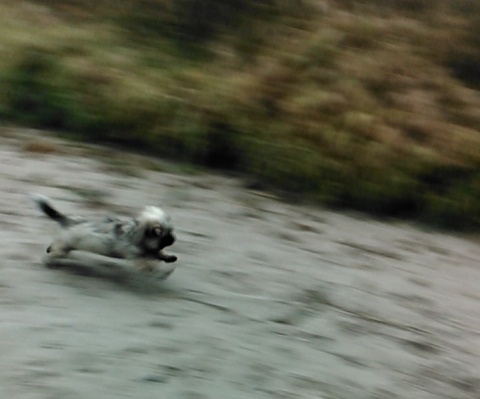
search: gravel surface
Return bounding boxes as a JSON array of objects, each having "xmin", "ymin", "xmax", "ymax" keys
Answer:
[{"xmin": 1, "ymin": 128, "xmax": 479, "ymax": 399}]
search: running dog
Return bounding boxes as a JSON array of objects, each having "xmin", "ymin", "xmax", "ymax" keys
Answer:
[{"xmin": 32, "ymin": 194, "xmax": 178, "ymax": 279}]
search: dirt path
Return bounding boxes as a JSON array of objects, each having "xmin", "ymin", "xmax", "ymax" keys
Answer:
[{"xmin": 1, "ymin": 128, "xmax": 479, "ymax": 399}]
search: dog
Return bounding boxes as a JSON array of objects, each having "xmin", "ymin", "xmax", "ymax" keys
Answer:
[{"xmin": 32, "ymin": 194, "xmax": 178, "ymax": 279}]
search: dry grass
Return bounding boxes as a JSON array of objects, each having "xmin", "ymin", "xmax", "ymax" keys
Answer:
[
  {"xmin": 2, "ymin": 0, "xmax": 480, "ymax": 229},
  {"xmin": 22, "ymin": 139, "xmax": 62, "ymax": 154}
]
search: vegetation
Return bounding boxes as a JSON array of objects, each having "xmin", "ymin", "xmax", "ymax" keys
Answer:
[{"xmin": 1, "ymin": 0, "xmax": 480, "ymax": 229}]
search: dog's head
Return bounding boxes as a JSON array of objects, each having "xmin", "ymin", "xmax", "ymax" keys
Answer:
[{"xmin": 137, "ymin": 206, "xmax": 175, "ymax": 254}]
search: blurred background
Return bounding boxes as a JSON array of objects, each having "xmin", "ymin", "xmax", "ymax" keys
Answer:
[{"xmin": 1, "ymin": 0, "xmax": 479, "ymax": 229}]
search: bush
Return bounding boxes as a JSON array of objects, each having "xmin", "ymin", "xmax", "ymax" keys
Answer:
[
  {"xmin": 6, "ymin": 49, "xmax": 74, "ymax": 129},
  {"xmin": 5, "ymin": 47, "xmax": 158, "ymax": 147},
  {"xmin": 446, "ymin": 23, "xmax": 480, "ymax": 89},
  {"xmin": 423, "ymin": 179, "xmax": 480, "ymax": 229},
  {"xmin": 122, "ymin": 0, "xmax": 308, "ymax": 48}
]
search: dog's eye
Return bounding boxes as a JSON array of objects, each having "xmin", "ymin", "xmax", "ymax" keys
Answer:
[{"xmin": 146, "ymin": 227, "xmax": 162, "ymax": 238}]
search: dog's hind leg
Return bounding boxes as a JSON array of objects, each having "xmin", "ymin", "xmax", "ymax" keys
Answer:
[
  {"xmin": 42, "ymin": 241, "xmax": 72, "ymax": 268},
  {"xmin": 40, "ymin": 251, "xmax": 135, "ymax": 279}
]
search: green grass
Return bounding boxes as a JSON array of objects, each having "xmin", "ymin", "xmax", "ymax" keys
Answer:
[{"xmin": 1, "ymin": 0, "xmax": 480, "ymax": 230}]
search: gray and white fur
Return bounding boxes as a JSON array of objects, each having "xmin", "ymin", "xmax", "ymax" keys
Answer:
[{"xmin": 32, "ymin": 194, "xmax": 177, "ymax": 277}]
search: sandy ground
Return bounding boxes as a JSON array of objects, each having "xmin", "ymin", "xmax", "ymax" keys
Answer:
[{"xmin": 1, "ymin": 127, "xmax": 479, "ymax": 399}]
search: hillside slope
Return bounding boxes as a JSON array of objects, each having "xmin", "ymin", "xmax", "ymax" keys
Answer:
[{"xmin": 1, "ymin": 0, "xmax": 479, "ymax": 228}]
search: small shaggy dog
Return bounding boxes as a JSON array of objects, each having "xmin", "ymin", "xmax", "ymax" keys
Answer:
[{"xmin": 32, "ymin": 194, "xmax": 178, "ymax": 279}]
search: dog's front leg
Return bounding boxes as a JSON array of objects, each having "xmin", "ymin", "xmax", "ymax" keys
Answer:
[
  {"xmin": 134, "ymin": 258, "xmax": 156, "ymax": 272},
  {"xmin": 157, "ymin": 251, "xmax": 177, "ymax": 263}
]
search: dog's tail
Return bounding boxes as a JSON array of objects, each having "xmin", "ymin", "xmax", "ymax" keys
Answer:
[{"xmin": 31, "ymin": 194, "xmax": 70, "ymax": 227}]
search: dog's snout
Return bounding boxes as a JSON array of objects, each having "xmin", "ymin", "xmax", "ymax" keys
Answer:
[{"xmin": 164, "ymin": 233, "xmax": 175, "ymax": 247}]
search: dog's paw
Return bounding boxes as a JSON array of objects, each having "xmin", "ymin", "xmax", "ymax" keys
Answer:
[
  {"xmin": 42, "ymin": 253, "xmax": 63, "ymax": 269},
  {"xmin": 163, "ymin": 255, "xmax": 177, "ymax": 263},
  {"xmin": 157, "ymin": 251, "xmax": 177, "ymax": 263}
]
